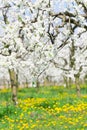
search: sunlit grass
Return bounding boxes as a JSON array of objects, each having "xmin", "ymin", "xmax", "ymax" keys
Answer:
[{"xmin": 0, "ymin": 86, "xmax": 87, "ymax": 130}]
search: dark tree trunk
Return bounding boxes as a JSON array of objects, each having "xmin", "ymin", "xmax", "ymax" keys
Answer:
[
  {"xmin": 68, "ymin": 77, "xmax": 72, "ymax": 88},
  {"xmin": 9, "ymin": 69, "xmax": 18, "ymax": 105},
  {"xmin": 75, "ymin": 78, "xmax": 81, "ymax": 97},
  {"xmin": 75, "ymin": 74, "xmax": 81, "ymax": 97},
  {"xmin": 36, "ymin": 80, "xmax": 40, "ymax": 88}
]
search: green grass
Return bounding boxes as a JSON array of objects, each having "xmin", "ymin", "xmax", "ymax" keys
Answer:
[{"xmin": 0, "ymin": 86, "xmax": 87, "ymax": 130}]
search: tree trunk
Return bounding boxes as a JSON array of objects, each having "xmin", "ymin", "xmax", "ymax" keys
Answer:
[
  {"xmin": 25, "ymin": 79, "xmax": 28, "ymax": 88},
  {"xmin": 63, "ymin": 76, "xmax": 69, "ymax": 88},
  {"xmin": 68, "ymin": 77, "xmax": 72, "ymax": 88},
  {"xmin": 3, "ymin": 79, "xmax": 6, "ymax": 89},
  {"xmin": 75, "ymin": 66, "xmax": 82, "ymax": 97},
  {"xmin": 75, "ymin": 76, "xmax": 81, "ymax": 97},
  {"xmin": 9, "ymin": 69, "xmax": 18, "ymax": 105},
  {"xmin": 36, "ymin": 80, "xmax": 40, "ymax": 88}
]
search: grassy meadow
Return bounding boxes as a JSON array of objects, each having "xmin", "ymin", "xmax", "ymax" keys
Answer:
[{"xmin": 0, "ymin": 86, "xmax": 87, "ymax": 130}]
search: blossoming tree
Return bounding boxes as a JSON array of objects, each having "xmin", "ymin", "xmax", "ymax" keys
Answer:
[{"xmin": 0, "ymin": 0, "xmax": 87, "ymax": 104}]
